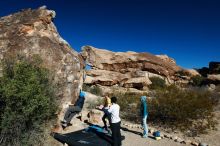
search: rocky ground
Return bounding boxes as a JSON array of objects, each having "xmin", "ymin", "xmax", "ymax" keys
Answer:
[
  {"xmin": 52, "ymin": 112, "xmax": 185, "ymax": 146},
  {"xmin": 122, "ymin": 128, "xmax": 184, "ymax": 146},
  {"xmin": 52, "ymin": 111, "xmax": 219, "ymax": 146},
  {"xmin": 51, "ymin": 92, "xmax": 220, "ymax": 146}
]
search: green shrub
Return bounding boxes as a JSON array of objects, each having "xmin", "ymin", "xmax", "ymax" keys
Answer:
[
  {"xmin": 90, "ymin": 86, "xmax": 102, "ymax": 96},
  {"xmin": 149, "ymin": 85, "xmax": 217, "ymax": 135},
  {"xmin": 87, "ymin": 98, "xmax": 104, "ymax": 110},
  {"xmin": 0, "ymin": 56, "xmax": 57, "ymax": 145},
  {"xmin": 82, "ymin": 84, "xmax": 90, "ymax": 92},
  {"xmin": 149, "ymin": 77, "xmax": 166, "ymax": 90},
  {"xmin": 116, "ymin": 84, "xmax": 218, "ymax": 136},
  {"xmin": 111, "ymin": 91, "xmax": 144, "ymax": 122},
  {"xmin": 190, "ymin": 75, "xmax": 205, "ymax": 86},
  {"xmin": 82, "ymin": 84, "xmax": 102, "ymax": 96},
  {"xmin": 175, "ymin": 70, "xmax": 189, "ymax": 76}
]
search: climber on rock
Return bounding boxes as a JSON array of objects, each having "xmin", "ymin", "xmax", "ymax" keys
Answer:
[{"xmin": 61, "ymin": 91, "xmax": 86, "ymax": 129}]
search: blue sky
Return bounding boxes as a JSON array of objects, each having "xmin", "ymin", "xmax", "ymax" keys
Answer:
[{"xmin": 0, "ymin": 0, "xmax": 219, "ymax": 69}]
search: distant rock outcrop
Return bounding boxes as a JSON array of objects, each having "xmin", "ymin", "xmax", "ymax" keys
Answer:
[
  {"xmin": 209, "ymin": 62, "xmax": 220, "ymax": 74},
  {"xmin": 197, "ymin": 62, "xmax": 220, "ymax": 84},
  {"xmin": 208, "ymin": 61, "xmax": 220, "ymax": 83},
  {"xmin": 81, "ymin": 46, "xmax": 187, "ymax": 90},
  {"xmin": 0, "ymin": 6, "xmax": 84, "ymax": 121}
]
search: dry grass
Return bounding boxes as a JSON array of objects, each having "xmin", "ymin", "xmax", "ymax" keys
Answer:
[{"xmin": 116, "ymin": 84, "xmax": 219, "ymax": 136}]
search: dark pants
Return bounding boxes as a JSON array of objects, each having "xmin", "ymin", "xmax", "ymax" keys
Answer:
[
  {"xmin": 111, "ymin": 121, "xmax": 121, "ymax": 146},
  {"xmin": 64, "ymin": 106, "xmax": 81, "ymax": 124},
  {"xmin": 102, "ymin": 113, "xmax": 111, "ymax": 129}
]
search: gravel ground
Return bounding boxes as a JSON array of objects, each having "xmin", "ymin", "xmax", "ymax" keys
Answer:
[{"xmin": 121, "ymin": 127, "xmax": 184, "ymax": 146}]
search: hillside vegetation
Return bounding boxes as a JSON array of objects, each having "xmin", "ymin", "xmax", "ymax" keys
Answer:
[
  {"xmin": 0, "ymin": 56, "xmax": 58, "ymax": 145},
  {"xmin": 102, "ymin": 77, "xmax": 219, "ymax": 136}
]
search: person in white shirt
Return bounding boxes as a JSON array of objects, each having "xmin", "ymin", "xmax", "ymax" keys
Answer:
[{"xmin": 100, "ymin": 96, "xmax": 122, "ymax": 146}]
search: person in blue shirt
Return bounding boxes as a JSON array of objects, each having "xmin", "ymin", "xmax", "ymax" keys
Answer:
[
  {"xmin": 61, "ymin": 91, "xmax": 86, "ymax": 128},
  {"xmin": 140, "ymin": 96, "xmax": 148, "ymax": 138}
]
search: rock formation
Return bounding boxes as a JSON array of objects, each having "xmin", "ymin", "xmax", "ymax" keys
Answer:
[
  {"xmin": 81, "ymin": 46, "xmax": 187, "ymax": 90},
  {"xmin": 0, "ymin": 6, "xmax": 84, "ymax": 122},
  {"xmin": 209, "ymin": 62, "xmax": 220, "ymax": 74},
  {"xmin": 197, "ymin": 62, "xmax": 220, "ymax": 84}
]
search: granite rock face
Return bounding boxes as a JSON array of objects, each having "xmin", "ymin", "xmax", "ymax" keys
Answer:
[
  {"xmin": 81, "ymin": 46, "xmax": 184, "ymax": 90},
  {"xmin": 0, "ymin": 7, "xmax": 84, "ymax": 113}
]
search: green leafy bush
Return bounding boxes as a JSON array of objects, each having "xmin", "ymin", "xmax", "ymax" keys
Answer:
[
  {"xmin": 82, "ymin": 84, "xmax": 90, "ymax": 92},
  {"xmin": 149, "ymin": 76, "xmax": 166, "ymax": 90},
  {"xmin": 190, "ymin": 75, "xmax": 205, "ymax": 86},
  {"xmin": 175, "ymin": 70, "xmax": 190, "ymax": 76},
  {"xmin": 111, "ymin": 91, "xmax": 144, "ymax": 122},
  {"xmin": 0, "ymin": 56, "xmax": 57, "ymax": 145},
  {"xmin": 82, "ymin": 84, "xmax": 102, "ymax": 96}
]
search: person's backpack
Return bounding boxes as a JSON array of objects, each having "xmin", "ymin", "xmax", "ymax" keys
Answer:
[{"xmin": 153, "ymin": 131, "xmax": 160, "ymax": 137}]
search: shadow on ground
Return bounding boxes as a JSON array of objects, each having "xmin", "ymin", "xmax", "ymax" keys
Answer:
[
  {"xmin": 51, "ymin": 129, "xmax": 112, "ymax": 146},
  {"xmin": 121, "ymin": 127, "xmax": 142, "ymax": 136},
  {"xmin": 51, "ymin": 122, "xmax": 125, "ymax": 146},
  {"xmin": 121, "ymin": 126, "xmax": 156, "ymax": 140}
]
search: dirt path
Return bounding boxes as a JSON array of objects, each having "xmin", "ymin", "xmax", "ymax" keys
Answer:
[
  {"xmin": 56, "ymin": 115, "xmax": 185, "ymax": 146},
  {"xmin": 52, "ymin": 92, "xmax": 219, "ymax": 146},
  {"xmin": 121, "ymin": 127, "xmax": 184, "ymax": 146}
]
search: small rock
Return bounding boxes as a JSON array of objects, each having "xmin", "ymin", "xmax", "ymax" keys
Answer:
[
  {"xmin": 182, "ymin": 140, "xmax": 192, "ymax": 144},
  {"xmin": 164, "ymin": 134, "xmax": 171, "ymax": 138},
  {"xmin": 88, "ymin": 109, "xmax": 103, "ymax": 124},
  {"xmin": 67, "ymin": 75, "xmax": 75, "ymax": 82},
  {"xmin": 149, "ymin": 128, "xmax": 155, "ymax": 134},
  {"xmin": 175, "ymin": 137, "xmax": 184, "ymax": 143},
  {"xmin": 171, "ymin": 136, "xmax": 178, "ymax": 140},
  {"xmin": 160, "ymin": 133, "xmax": 164, "ymax": 138},
  {"xmin": 191, "ymin": 141, "xmax": 199, "ymax": 146},
  {"xmin": 209, "ymin": 84, "xmax": 215, "ymax": 90},
  {"xmin": 199, "ymin": 143, "xmax": 208, "ymax": 146}
]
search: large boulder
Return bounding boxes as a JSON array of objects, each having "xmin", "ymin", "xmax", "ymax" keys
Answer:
[
  {"xmin": 0, "ymin": 6, "xmax": 84, "ymax": 126},
  {"xmin": 82, "ymin": 46, "xmax": 181, "ymax": 77},
  {"xmin": 186, "ymin": 69, "xmax": 200, "ymax": 77},
  {"xmin": 156, "ymin": 54, "xmax": 176, "ymax": 64},
  {"xmin": 209, "ymin": 62, "xmax": 220, "ymax": 74},
  {"xmin": 207, "ymin": 74, "xmax": 220, "ymax": 84},
  {"xmin": 81, "ymin": 46, "xmax": 182, "ymax": 89}
]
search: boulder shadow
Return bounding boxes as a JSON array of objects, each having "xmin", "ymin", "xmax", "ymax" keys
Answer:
[
  {"xmin": 52, "ymin": 121, "xmax": 125, "ymax": 146},
  {"xmin": 51, "ymin": 129, "xmax": 112, "ymax": 146}
]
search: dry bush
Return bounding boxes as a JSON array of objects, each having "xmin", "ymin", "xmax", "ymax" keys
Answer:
[
  {"xmin": 148, "ymin": 85, "xmax": 218, "ymax": 135},
  {"xmin": 215, "ymin": 85, "xmax": 220, "ymax": 93},
  {"xmin": 116, "ymin": 84, "xmax": 218, "ymax": 136},
  {"xmin": 111, "ymin": 91, "xmax": 144, "ymax": 123}
]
